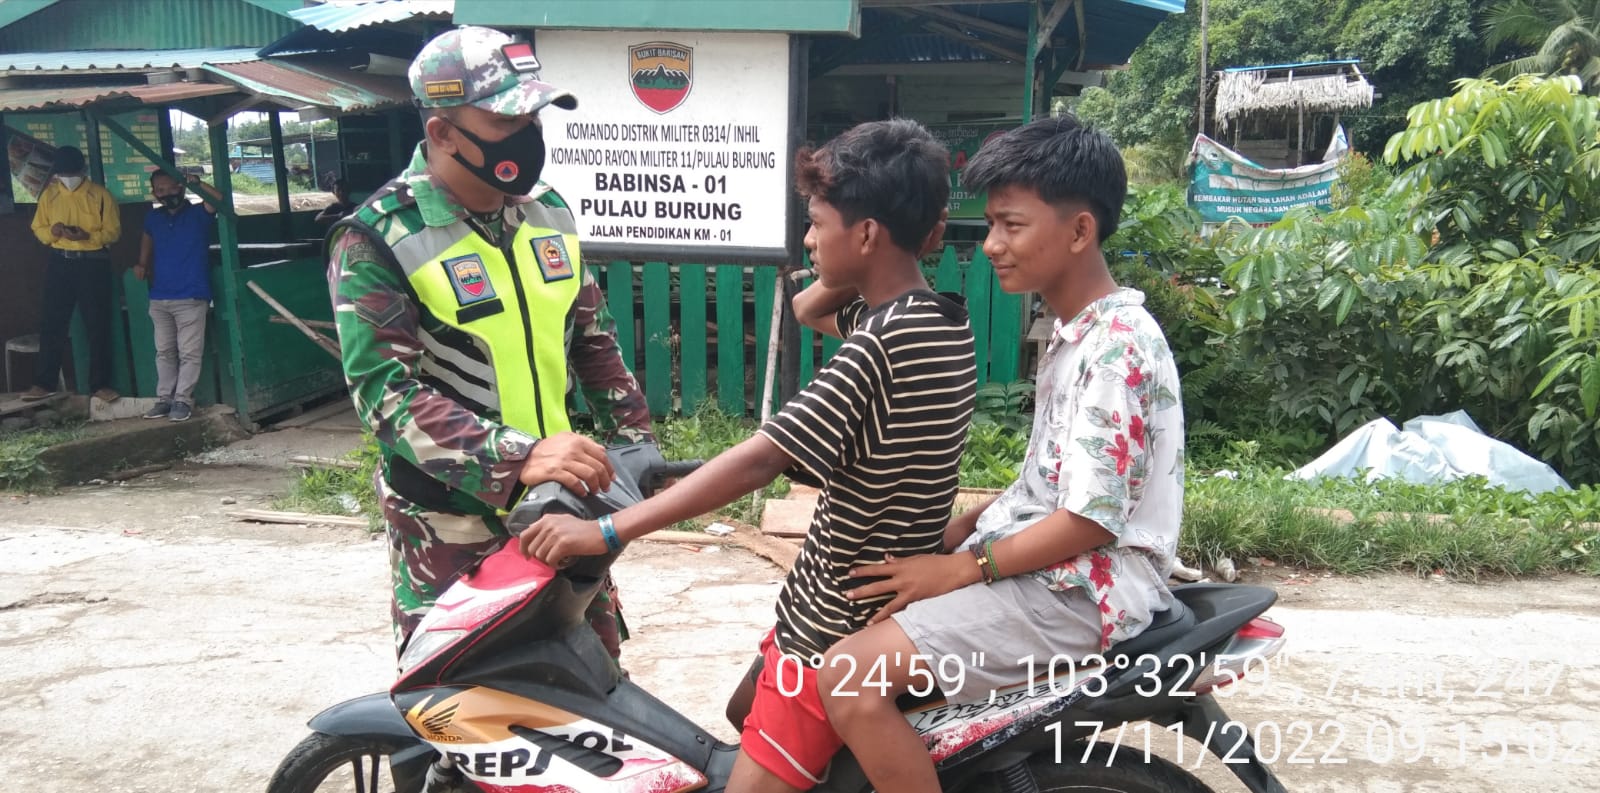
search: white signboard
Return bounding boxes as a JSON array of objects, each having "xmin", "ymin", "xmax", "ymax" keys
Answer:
[{"xmin": 533, "ymin": 30, "xmax": 793, "ymax": 259}]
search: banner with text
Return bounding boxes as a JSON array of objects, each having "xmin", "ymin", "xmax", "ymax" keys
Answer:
[
  {"xmin": 1187, "ymin": 126, "xmax": 1349, "ymax": 226},
  {"xmin": 534, "ymin": 30, "xmax": 791, "ymax": 258},
  {"xmin": 928, "ymin": 122, "xmax": 1013, "ymax": 220}
]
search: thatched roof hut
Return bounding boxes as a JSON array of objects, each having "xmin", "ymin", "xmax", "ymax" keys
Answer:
[{"xmin": 1215, "ymin": 59, "xmax": 1374, "ymax": 132}]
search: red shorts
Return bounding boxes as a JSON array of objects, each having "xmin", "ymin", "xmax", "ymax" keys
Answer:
[{"xmin": 741, "ymin": 629, "xmax": 842, "ymax": 790}]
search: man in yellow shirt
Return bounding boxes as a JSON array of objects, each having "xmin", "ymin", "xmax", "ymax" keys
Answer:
[{"xmin": 24, "ymin": 145, "xmax": 121, "ymax": 402}]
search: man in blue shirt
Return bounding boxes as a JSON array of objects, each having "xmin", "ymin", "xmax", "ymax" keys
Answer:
[{"xmin": 133, "ymin": 171, "xmax": 218, "ymax": 422}]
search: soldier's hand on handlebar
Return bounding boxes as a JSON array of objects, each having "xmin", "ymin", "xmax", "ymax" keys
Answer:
[
  {"xmin": 518, "ymin": 432, "xmax": 615, "ymax": 496},
  {"xmin": 519, "ymin": 513, "xmax": 607, "ymax": 568}
]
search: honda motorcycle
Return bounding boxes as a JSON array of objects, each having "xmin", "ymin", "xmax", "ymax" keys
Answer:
[{"xmin": 269, "ymin": 442, "xmax": 1291, "ymax": 793}]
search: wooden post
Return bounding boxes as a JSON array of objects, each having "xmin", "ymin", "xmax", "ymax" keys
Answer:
[
  {"xmin": 1023, "ymin": 6, "xmax": 1038, "ymax": 122},
  {"xmin": 83, "ymin": 111, "xmax": 105, "ymax": 185},
  {"xmin": 1297, "ymin": 104, "xmax": 1305, "ymax": 167},
  {"xmin": 92, "ymin": 111, "xmax": 233, "ymax": 217},
  {"xmin": 1197, "ymin": 0, "xmax": 1208, "ymax": 138},
  {"xmin": 247, "ymin": 280, "xmax": 341, "ymax": 360},
  {"xmin": 269, "ymin": 113, "xmax": 291, "ymax": 240},
  {"xmin": 208, "ymin": 120, "xmax": 251, "ymax": 419},
  {"xmin": 158, "ymin": 110, "xmax": 175, "ymax": 165}
]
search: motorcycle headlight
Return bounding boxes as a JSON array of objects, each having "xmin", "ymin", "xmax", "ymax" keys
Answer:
[{"xmin": 398, "ymin": 629, "xmax": 466, "ymax": 674}]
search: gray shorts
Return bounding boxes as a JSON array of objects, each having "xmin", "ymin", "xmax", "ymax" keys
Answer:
[{"xmin": 890, "ymin": 575, "xmax": 1102, "ymax": 706}]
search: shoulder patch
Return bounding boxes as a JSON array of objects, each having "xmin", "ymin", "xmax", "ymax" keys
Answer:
[
  {"xmin": 531, "ymin": 235, "xmax": 574, "ymax": 282},
  {"xmin": 444, "ymin": 253, "xmax": 498, "ymax": 305}
]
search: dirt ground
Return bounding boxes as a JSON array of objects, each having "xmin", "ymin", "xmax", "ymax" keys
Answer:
[{"xmin": 1, "ymin": 421, "xmax": 1597, "ymax": 792}]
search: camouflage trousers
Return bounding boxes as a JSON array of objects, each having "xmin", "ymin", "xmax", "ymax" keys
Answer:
[{"xmin": 377, "ymin": 472, "xmax": 628, "ymax": 661}]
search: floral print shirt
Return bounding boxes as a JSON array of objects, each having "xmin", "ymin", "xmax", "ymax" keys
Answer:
[{"xmin": 959, "ymin": 288, "xmax": 1185, "ymax": 651}]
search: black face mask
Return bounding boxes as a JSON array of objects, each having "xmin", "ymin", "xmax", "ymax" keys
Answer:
[
  {"xmin": 448, "ymin": 120, "xmax": 545, "ymax": 196},
  {"xmin": 157, "ymin": 193, "xmax": 185, "ymax": 210}
]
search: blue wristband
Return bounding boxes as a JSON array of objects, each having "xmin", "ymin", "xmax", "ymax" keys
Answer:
[{"xmin": 598, "ymin": 514, "xmax": 623, "ymax": 552}]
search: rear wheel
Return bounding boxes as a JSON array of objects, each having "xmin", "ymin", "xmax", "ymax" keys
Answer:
[
  {"xmin": 1025, "ymin": 741, "xmax": 1216, "ymax": 793},
  {"xmin": 267, "ymin": 732, "xmax": 421, "ymax": 793}
]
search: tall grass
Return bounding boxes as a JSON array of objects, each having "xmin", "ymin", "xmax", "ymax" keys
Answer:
[{"xmin": 276, "ymin": 414, "xmax": 1600, "ymax": 577}]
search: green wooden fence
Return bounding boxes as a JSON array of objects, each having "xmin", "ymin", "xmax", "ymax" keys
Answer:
[{"xmin": 588, "ymin": 245, "xmax": 1026, "ymax": 418}]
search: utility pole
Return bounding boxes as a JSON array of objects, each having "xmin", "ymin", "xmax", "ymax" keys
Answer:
[{"xmin": 1197, "ymin": 0, "xmax": 1209, "ymax": 138}]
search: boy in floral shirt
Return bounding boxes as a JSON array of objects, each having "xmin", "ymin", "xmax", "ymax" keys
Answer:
[{"xmin": 817, "ymin": 114, "xmax": 1184, "ymax": 793}]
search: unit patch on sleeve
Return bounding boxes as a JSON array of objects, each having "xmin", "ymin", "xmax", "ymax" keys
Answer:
[
  {"xmin": 531, "ymin": 235, "xmax": 574, "ymax": 283},
  {"xmin": 444, "ymin": 253, "xmax": 497, "ymax": 305}
]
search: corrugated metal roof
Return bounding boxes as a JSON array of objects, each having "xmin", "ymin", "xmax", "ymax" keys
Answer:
[
  {"xmin": 833, "ymin": 0, "xmax": 1181, "ymax": 71},
  {"xmin": 203, "ymin": 56, "xmax": 410, "ymax": 113},
  {"xmin": 238, "ymin": 0, "xmax": 311, "ymax": 15},
  {"xmin": 0, "ymin": 0, "xmax": 62, "ymax": 30},
  {"xmin": 0, "ymin": 80, "xmax": 237, "ymax": 112},
  {"xmin": 0, "ymin": 0, "xmax": 301, "ymax": 52},
  {"xmin": 288, "ymin": 0, "xmax": 452, "ymax": 32},
  {"xmin": 0, "ymin": 48, "xmax": 263, "ymax": 73}
]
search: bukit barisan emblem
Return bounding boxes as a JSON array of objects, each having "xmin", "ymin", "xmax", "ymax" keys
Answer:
[{"xmin": 629, "ymin": 41, "xmax": 692, "ymax": 114}]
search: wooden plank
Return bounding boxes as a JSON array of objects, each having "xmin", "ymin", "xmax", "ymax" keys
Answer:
[
  {"xmin": 193, "ymin": 269, "xmax": 224, "ymax": 407},
  {"xmin": 760, "ymin": 497, "xmax": 814, "ymax": 538},
  {"xmin": 934, "ymin": 245, "xmax": 963, "ymax": 293},
  {"xmin": 604, "ymin": 262, "xmax": 636, "ymax": 372},
  {"xmin": 272, "ymin": 398, "xmax": 354, "ymax": 429},
  {"xmin": 679, "ymin": 264, "xmax": 708, "ymax": 412},
  {"xmin": 118, "ymin": 271, "xmax": 157, "ymax": 396},
  {"xmin": 108, "ymin": 272, "xmax": 136, "ymax": 396},
  {"xmin": 967, "ymin": 256, "xmax": 993, "ymax": 384},
  {"xmin": 121, "ymin": 271, "xmax": 158, "ymax": 397},
  {"xmin": 988, "ymin": 262, "xmax": 1022, "ymax": 384},
  {"xmin": 753, "ymin": 266, "xmax": 777, "ymax": 416},
  {"xmin": 715, "ymin": 265, "xmax": 744, "ymax": 415},
  {"xmin": 642, "ymin": 530, "xmax": 730, "ymax": 546},
  {"xmin": 641, "ymin": 262, "xmax": 672, "ymax": 416},
  {"xmin": 269, "ymin": 317, "xmax": 337, "ymax": 330},
  {"xmin": 730, "ymin": 520, "xmax": 799, "ymax": 573},
  {"xmin": 821, "ymin": 331, "xmax": 842, "ymax": 365},
  {"xmin": 245, "ymin": 280, "xmax": 341, "ymax": 360},
  {"xmin": 227, "ymin": 509, "xmax": 369, "ymax": 528},
  {"xmin": 0, "ymin": 391, "xmax": 67, "ymax": 418},
  {"xmin": 799, "ymin": 277, "xmax": 816, "ymax": 386},
  {"xmin": 289, "ymin": 454, "xmax": 362, "ymax": 470}
]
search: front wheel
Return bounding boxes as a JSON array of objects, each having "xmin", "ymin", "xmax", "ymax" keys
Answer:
[
  {"xmin": 267, "ymin": 732, "xmax": 424, "ymax": 793},
  {"xmin": 1028, "ymin": 741, "xmax": 1215, "ymax": 793}
]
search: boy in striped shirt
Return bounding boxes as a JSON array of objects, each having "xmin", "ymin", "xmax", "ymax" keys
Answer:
[{"xmin": 519, "ymin": 118, "xmax": 977, "ymax": 793}]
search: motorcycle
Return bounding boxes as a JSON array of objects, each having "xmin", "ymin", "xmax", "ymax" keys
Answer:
[{"xmin": 269, "ymin": 442, "xmax": 1291, "ymax": 793}]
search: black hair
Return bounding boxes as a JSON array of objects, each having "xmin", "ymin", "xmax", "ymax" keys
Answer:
[
  {"xmin": 961, "ymin": 114, "xmax": 1127, "ymax": 243},
  {"xmin": 149, "ymin": 170, "xmax": 180, "ymax": 186},
  {"xmin": 52, "ymin": 145, "xmax": 85, "ymax": 174},
  {"xmin": 794, "ymin": 118, "xmax": 949, "ymax": 254}
]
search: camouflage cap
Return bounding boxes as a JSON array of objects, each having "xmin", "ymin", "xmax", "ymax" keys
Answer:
[{"xmin": 409, "ymin": 26, "xmax": 577, "ymax": 115}]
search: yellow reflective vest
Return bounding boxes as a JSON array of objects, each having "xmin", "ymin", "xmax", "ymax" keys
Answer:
[{"xmin": 344, "ymin": 191, "xmax": 583, "ymax": 444}]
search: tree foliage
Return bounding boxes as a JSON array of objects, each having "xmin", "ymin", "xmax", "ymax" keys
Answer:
[
  {"xmin": 1193, "ymin": 75, "xmax": 1600, "ymax": 482},
  {"xmin": 1076, "ymin": 0, "xmax": 1501, "ymax": 159},
  {"xmin": 1385, "ymin": 74, "xmax": 1600, "ymax": 260},
  {"xmin": 1483, "ymin": 0, "xmax": 1600, "ymax": 89}
]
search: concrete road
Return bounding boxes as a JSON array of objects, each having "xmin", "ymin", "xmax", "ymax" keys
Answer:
[{"xmin": 1, "ymin": 427, "xmax": 1597, "ymax": 792}]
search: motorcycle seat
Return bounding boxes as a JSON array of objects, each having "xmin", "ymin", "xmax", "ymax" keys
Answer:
[{"xmin": 891, "ymin": 599, "xmax": 1197, "ymax": 712}]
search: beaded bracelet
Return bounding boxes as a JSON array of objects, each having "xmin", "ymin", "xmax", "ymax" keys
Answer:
[
  {"xmin": 983, "ymin": 537, "xmax": 1002, "ymax": 582},
  {"xmin": 598, "ymin": 514, "xmax": 623, "ymax": 552}
]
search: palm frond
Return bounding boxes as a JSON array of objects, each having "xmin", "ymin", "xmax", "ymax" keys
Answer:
[
  {"xmin": 1486, "ymin": 52, "xmax": 1565, "ymax": 80},
  {"xmin": 1484, "ymin": 0, "xmax": 1555, "ymax": 51}
]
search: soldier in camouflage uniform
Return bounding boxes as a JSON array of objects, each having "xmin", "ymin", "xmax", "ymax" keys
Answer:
[{"xmin": 325, "ymin": 26, "xmax": 652, "ymax": 662}]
